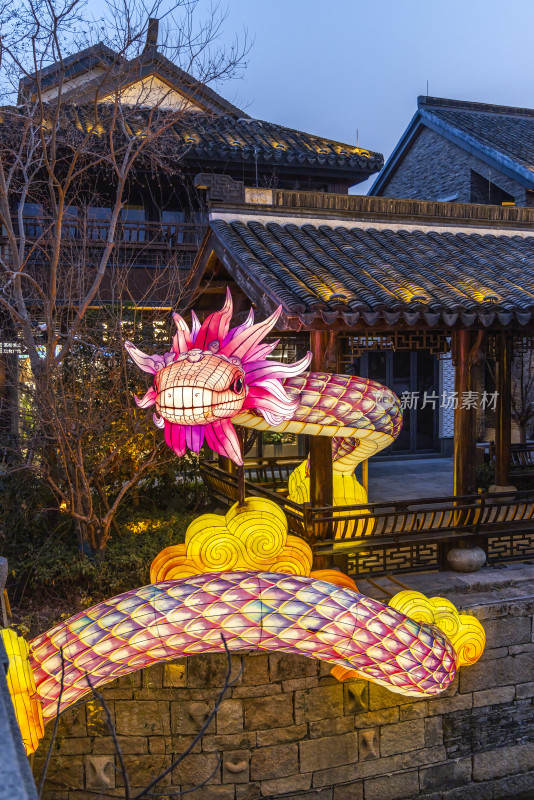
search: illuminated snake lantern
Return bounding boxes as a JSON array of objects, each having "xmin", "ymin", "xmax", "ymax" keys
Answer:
[{"xmin": 2, "ymin": 291, "xmax": 485, "ymax": 756}]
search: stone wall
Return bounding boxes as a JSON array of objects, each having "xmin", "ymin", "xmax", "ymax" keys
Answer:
[
  {"xmin": 379, "ymin": 126, "xmax": 529, "ymax": 206},
  {"xmin": 34, "ymin": 595, "xmax": 534, "ymax": 800}
]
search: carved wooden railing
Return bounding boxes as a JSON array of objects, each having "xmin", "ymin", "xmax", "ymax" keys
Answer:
[
  {"xmin": 2, "ymin": 217, "xmax": 207, "ymax": 267},
  {"xmin": 200, "ymin": 460, "xmax": 534, "ymax": 577}
]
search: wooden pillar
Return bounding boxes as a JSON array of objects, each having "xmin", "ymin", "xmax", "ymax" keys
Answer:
[
  {"xmin": 453, "ymin": 330, "xmax": 477, "ymax": 495},
  {"xmin": 495, "ymin": 332, "xmax": 512, "ymax": 487},
  {"xmin": 309, "ymin": 330, "xmax": 334, "ymax": 510}
]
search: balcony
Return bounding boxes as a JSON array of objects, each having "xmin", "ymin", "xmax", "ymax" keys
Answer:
[{"xmin": 4, "ymin": 217, "xmax": 207, "ymax": 268}]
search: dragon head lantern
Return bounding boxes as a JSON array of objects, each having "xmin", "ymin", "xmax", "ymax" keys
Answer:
[{"xmin": 125, "ymin": 290, "xmax": 311, "ymax": 464}]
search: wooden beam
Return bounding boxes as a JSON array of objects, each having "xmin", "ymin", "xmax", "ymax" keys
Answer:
[
  {"xmin": 309, "ymin": 330, "xmax": 334, "ymax": 511},
  {"xmin": 453, "ymin": 330, "xmax": 477, "ymax": 495},
  {"xmin": 495, "ymin": 332, "xmax": 512, "ymax": 486}
]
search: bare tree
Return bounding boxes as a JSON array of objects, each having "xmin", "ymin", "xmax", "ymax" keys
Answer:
[{"xmin": 0, "ymin": 0, "xmax": 247, "ymax": 550}]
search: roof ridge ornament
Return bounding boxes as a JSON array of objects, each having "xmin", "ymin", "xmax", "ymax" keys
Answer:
[{"xmin": 144, "ymin": 18, "xmax": 159, "ymax": 52}]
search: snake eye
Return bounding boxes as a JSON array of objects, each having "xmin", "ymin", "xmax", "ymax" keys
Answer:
[{"xmin": 232, "ymin": 376, "xmax": 243, "ymax": 394}]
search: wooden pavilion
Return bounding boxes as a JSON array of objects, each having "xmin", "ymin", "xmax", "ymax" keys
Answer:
[{"xmin": 189, "ymin": 187, "xmax": 534, "ymax": 577}]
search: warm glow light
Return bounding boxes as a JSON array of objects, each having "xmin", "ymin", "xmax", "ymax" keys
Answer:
[
  {"xmin": 388, "ymin": 591, "xmax": 486, "ymax": 667},
  {"xmin": 1, "ymin": 628, "xmax": 44, "ymax": 755},
  {"xmin": 150, "ymin": 497, "xmax": 313, "ymax": 580},
  {"xmin": 28, "ymin": 572, "xmax": 461, "ymax": 738},
  {"xmin": 125, "ymin": 289, "xmax": 312, "ymax": 465}
]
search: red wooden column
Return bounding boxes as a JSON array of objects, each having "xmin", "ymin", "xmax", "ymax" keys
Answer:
[
  {"xmin": 453, "ymin": 330, "xmax": 477, "ymax": 496},
  {"xmin": 495, "ymin": 332, "xmax": 512, "ymax": 487},
  {"xmin": 309, "ymin": 330, "xmax": 334, "ymax": 513}
]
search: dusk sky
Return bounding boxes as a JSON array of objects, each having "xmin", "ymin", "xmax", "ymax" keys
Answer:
[{"xmin": 205, "ymin": 0, "xmax": 534, "ymax": 193}]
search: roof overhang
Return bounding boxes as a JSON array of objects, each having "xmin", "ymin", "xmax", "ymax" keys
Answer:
[{"xmin": 190, "ymin": 193, "xmax": 534, "ymax": 332}]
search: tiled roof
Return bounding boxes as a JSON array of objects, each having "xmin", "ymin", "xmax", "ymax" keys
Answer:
[
  {"xmin": 208, "ymin": 216, "xmax": 534, "ymax": 327},
  {"xmin": 372, "ymin": 96, "xmax": 534, "ymax": 194},
  {"xmin": 179, "ymin": 115, "xmax": 382, "ymax": 174},
  {"xmin": 421, "ymin": 97, "xmax": 534, "ymax": 178}
]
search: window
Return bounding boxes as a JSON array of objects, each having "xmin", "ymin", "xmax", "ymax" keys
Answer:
[{"xmin": 470, "ymin": 171, "xmax": 514, "ymax": 205}]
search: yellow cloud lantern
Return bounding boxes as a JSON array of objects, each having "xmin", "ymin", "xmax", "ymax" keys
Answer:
[
  {"xmin": 1, "ymin": 628, "xmax": 44, "ymax": 755},
  {"xmin": 388, "ymin": 591, "xmax": 486, "ymax": 667},
  {"xmin": 151, "ymin": 497, "xmax": 314, "ymax": 581}
]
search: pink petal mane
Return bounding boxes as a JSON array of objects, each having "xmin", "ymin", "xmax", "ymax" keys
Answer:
[{"xmin": 125, "ymin": 289, "xmax": 312, "ymax": 465}]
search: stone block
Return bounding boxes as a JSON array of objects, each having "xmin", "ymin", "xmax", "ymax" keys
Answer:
[
  {"xmin": 235, "ymin": 782, "xmax": 262, "ymax": 800},
  {"xmin": 294, "ymin": 684, "xmax": 344, "ymax": 723},
  {"xmin": 364, "ymin": 770, "xmax": 419, "ymax": 800},
  {"xmin": 334, "ymin": 782, "xmax": 364, "ymax": 800},
  {"xmin": 312, "ymin": 762, "xmax": 360, "ymax": 787},
  {"xmin": 116, "ymin": 755, "xmax": 170, "ymax": 787},
  {"xmin": 217, "ymin": 699, "xmax": 243, "ymax": 733},
  {"xmin": 419, "ymin": 758, "xmax": 472, "ymax": 792},
  {"xmin": 115, "ymin": 700, "xmax": 170, "ymax": 736},
  {"xmin": 148, "ymin": 736, "xmax": 168, "ymax": 754},
  {"xmin": 368, "ymin": 682, "xmax": 404, "ymax": 710},
  {"xmin": 493, "ymin": 769, "xmax": 534, "ymax": 799},
  {"xmin": 269, "ymin": 652, "xmax": 318, "ymax": 681},
  {"xmin": 282, "ymin": 676, "xmax": 320, "ymax": 692},
  {"xmin": 473, "ymin": 741, "xmax": 534, "ymax": 781},
  {"xmin": 380, "ymin": 719, "xmax": 425, "ymax": 757},
  {"xmin": 250, "ymin": 743, "xmax": 299, "ymax": 781},
  {"xmin": 359, "ymin": 728, "xmax": 379, "ymax": 761},
  {"xmin": 84, "ymin": 756, "xmax": 115, "ymax": 790},
  {"xmin": 176, "ymin": 785, "xmax": 234, "ymax": 800},
  {"xmin": 309, "ymin": 716, "xmax": 354, "ymax": 738},
  {"xmin": 354, "ymin": 707, "xmax": 399, "ymax": 728},
  {"xmin": 55, "ymin": 737, "xmax": 92, "ymax": 755},
  {"xmin": 509, "ymin": 642, "xmax": 534, "ymax": 655},
  {"xmin": 299, "ymin": 732, "xmax": 358, "ymax": 773},
  {"xmin": 202, "ymin": 732, "xmax": 256, "ymax": 752},
  {"xmin": 143, "ymin": 663, "xmax": 164, "ymax": 690},
  {"xmin": 472, "ymin": 685, "xmax": 515, "ymax": 707},
  {"xmin": 400, "ymin": 701, "xmax": 428, "ymax": 720},
  {"xmin": 460, "ymin": 653, "xmax": 534, "ymax": 693},
  {"xmin": 57, "ymin": 705, "xmax": 86, "ymax": 738},
  {"xmin": 86, "ymin": 700, "xmax": 114, "ymax": 738},
  {"xmin": 172, "ymin": 752, "xmax": 222, "ymax": 785},
  {"xmin": 356, "ymin": 745, "xmax": 447, "ymax": 779},
  {"xmin": 187, "ymin": 653, "xmax": 242, "ymax": 688},
  {"xmin": 222, "ymin": 749, "xmax": 250, "ymax": 783},
  {"xmin": 256, "ymin": 724, "xmax": 307, "ymax": 747},
  {"xmin": 260, "ymin": 773, "xmax": 312, "ymax": 796},
  {"xmin": 232, "ymin": 683, "xmax": 282, "ymax": 698},
  {"xmin": 242, "ymin": 654, "xmax": 269, "ymax": 685},
  {"xmin": 171, "ymin": 700, "xmax": 215, "ymax": 735},
  {"xmin": 36, "ymin": 756, "xmax": 84, "ymax": 790},
  {"xmin": 115, "ymin": 671, "xmax": 142, "ymax": 689},
  {"xmin": 344, "ymin": 680, "xmax": 368, "ymax": 714},
  {"xmin": 244, "ymin": 693, "xmax": 293, "ymax": 730},
  {"xmin": 92, "ymin": 736, "xmax": 148, "ymax": 755},
  {"xmin": 427, "ymin": 692, "xmax": 472, "ymax": 716},
  {"xmin": 441, "ymin": 784, "xmax": 493, "ymax": 800},
  {"xmin": 516, "ymin": 681, "xmax": 534, "ymax": 699},
  {"xmin": 163, "ymin": 662, "xmax": 187, "ymax": 688},
  {"xmin": 484, "ymin": 615, "xmax": 531, "ymax": 648},
  {"xmin": 278, "ymin": 792, "xmax": 332, "ymax": 800},
  {"xmin": 424, "ymin": 716, "xmax": 443, "ymax": 747}
]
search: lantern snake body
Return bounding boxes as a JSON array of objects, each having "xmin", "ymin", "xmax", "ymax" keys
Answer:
[
  {"xmin": 30, "ymin": 571, "xmax": 456, "ymax": 722},
  {"xmin": 235, "ymin": 371, "xmax": 402, "ymax": 473}
]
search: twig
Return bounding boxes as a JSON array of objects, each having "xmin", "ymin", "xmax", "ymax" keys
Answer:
[
  {"xmin": 131, "ymin": 635, "xmax": 242, "ymax": 800},
  {"xmin": 38, "ymin": 646, "xmax": 65, "ymax": 799}
]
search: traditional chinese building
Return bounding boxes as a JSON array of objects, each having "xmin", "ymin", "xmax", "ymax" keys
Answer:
[
  {"xmin": 0, "ymin": 20, "xmax": 383, "ymax": 452},
  {"xmin": 370, "ymin": 96, "xmax": 534, "ymax": 206},
  {"xmin": 190, "ymin": 188, "xmax": 534, "ymax": 497}
]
